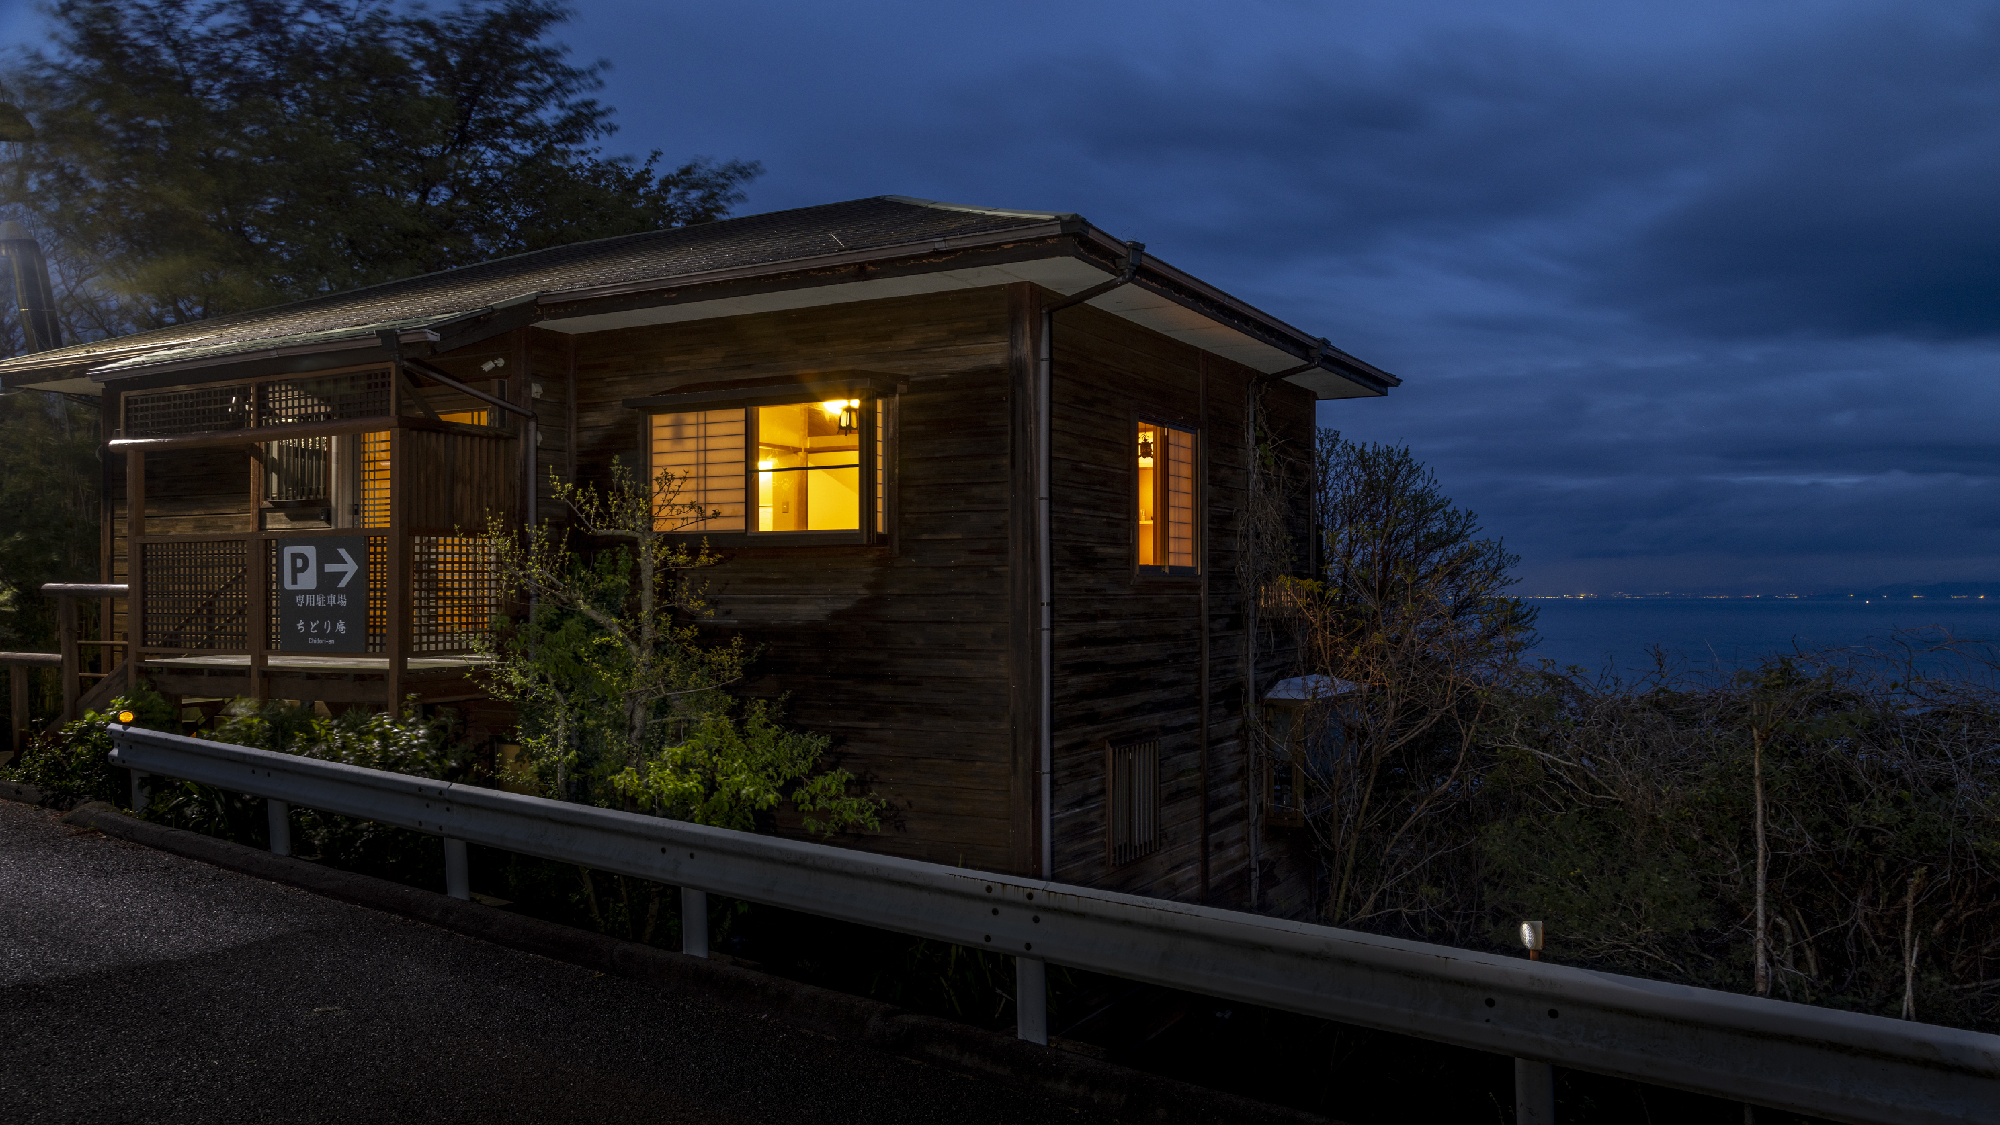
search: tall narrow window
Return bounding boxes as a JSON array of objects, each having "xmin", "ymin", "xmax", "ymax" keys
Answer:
[
  {"xmin": 358, "ymin": 431, "xmax": 391, "ymax": 528},
  {"xmin": 650, "ymin": 409, "xmax": 746, "ymax": 530},
  {"xmin": 755, "ymin": 399, "xmax": 861, "ymax": 532},
  {"xmin": 1107, "ymin": 739, "xmax": 1161, "ymax": 866},
  {"xmin": 875, "ymin": 398, "xmax": 886, "ymax": 534},
  {"xmin": 1136, "ymin": 421, "xmax": 1198, "ymax": 573}
]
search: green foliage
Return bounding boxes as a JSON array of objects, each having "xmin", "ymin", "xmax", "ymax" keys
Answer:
[
  {"xmin": 1478, "ymin": 648, "xmax": 2000, "ymax": 1028},
  {"xmin": 611, "ymin": 701, "xmax": 880, "ymax": 837},
  {"xmin": 1, "ymin": 682, "xmax": 174, "ymax": 804},
  {"xmin": 0, "ymin": 390, "xmax": 98, "ymax": 651},
  {"xmin": 145, "ymin": 697, "xmax": 474, "ymax": 886},
  {"xmin": 0, "ymin": 0, "xmax": 760, "ymax": 333},
  {"xmin": 483, "ymin": 461, "xmax": 879, "ymax": 837}
]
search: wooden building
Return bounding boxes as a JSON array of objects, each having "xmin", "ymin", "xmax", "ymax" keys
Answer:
[{"xmin": 0, "ymin": 197, "xmax": 1397, "ymax": 916}]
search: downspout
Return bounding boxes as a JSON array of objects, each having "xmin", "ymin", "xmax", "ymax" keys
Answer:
[{"xmin": 1037, "ymin": 240, "xmax": 1144, "ymax": 877}]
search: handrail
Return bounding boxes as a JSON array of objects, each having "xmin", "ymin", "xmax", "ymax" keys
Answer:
[
  {"xmin": 40, "ymin": 583, "xmax": 129, "ymax": 598},
  {"xmin": 105, "ymin": 724, "xmax": 1999, "ymax": 1125}
]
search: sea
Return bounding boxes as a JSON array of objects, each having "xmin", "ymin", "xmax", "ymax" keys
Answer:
[{"xmin": 1523, "ymin": 597, "xmax": 2000, "ymax": 679}]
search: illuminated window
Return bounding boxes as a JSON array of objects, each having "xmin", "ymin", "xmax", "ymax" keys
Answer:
[
  {"xmin": 650, "ymin": 409, "xmax": 747, "ymax": 531},
  {"xmin": 438, "ymin": 409, "xmax": 489, "ymax": 427},
  {"xmin": 646, "ymin": 396, "xmax": 877, "ymax": 537},
  {"xmin": 358, "ymin": 431, "xmax": 390, "ymax": 528},
  {"xmin": 1136, "ymin": 421, "xmax": 1198, "ymax": 572},
  {"xmin": 755, "ymin": 399, "xmax": 862, "ymax": 533}
]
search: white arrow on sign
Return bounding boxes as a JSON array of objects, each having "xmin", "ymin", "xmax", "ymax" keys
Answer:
[{"xmin": 324, "ymin": 548, "xmax": 360, "ymax": 588}]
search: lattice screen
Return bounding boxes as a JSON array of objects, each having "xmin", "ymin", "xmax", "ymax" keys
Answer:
[
  {"xmin": 143, "ymin": 540, "xmax": 249, "ymax": 649},
  {"xmin": 412, "ymin": 536, "xmax": 498, "ymax": 653},
  {"xmin": 125, "ymin": 385, "xmax": 249, "ymax": 438},
  {"xmin": 1108, "ymin": 739, "xmax": 1162, "ymax": 866},
  {"xmin": 259, "ymin": 370, "xmax": 392, "ymax": 426}
]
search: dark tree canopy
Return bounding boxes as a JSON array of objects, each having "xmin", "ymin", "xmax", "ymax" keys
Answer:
[
  {"xmin": 1315, "ymin": 429, "xmax": 1536, "ymax": 656},
  {"xmin": 0, "ymin": 0, "xmax": 761, "ymax": 334}
]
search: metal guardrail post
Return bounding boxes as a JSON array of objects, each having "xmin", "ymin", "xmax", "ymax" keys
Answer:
[
  {"xmin": 1016, "ymin": 956, "xmax": 1048, "ymax": 1044},
  {"xmin": 1516, "ymin": 1058, "xmax": 1555, "ymax": 1123},
  {"xmin": 1515, "ymin": 921, "xmax": 1555, "ymax": 1120},
  {"xmin": 129, "ymin": 771, "xmax": 149, "ymax": 815},
  {"xmin": 444, "ymin": 838, "xmax": 469, "ymax": 900},
  {"xmin": 682, "ymin": 887, "xmax": 708, "ymax": 958},
  {"xmin": 267, "ymin": 799, "xmax": 291, "ymax": 857}
]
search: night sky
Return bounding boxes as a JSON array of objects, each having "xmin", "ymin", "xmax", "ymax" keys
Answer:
[{"xmin": 9, "ymin": 1, "xmax": 1998, "ymax": 594}]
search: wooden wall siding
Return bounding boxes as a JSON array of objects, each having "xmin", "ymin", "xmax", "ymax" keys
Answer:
[
  {"xmin": 400, "ymin": 428, "xmax": 518, "ymax": 532},
  {"xmin": 1044, "ymin": 301, "xmax": 1314, "ymax": 913},
  {"xmin": 569, "ymin": 289, "xmax": 1023, "ymax": 872},
  {"xmin": 138, "ymin": 445, "xmax": 252, "ymax": 536}
]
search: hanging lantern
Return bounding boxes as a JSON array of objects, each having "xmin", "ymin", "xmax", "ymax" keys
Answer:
[{"xmin": 821, "ymin": 398, "xmax": 861, "ymax": 436}]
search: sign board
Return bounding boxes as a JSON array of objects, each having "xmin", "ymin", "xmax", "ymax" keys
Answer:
[{"xmin": 276, "ymin": 537, "xmax": 368, "ymax": 653}]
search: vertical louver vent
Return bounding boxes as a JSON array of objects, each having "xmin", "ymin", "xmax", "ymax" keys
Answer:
[{"xmin": 1108, "ymin": 739, "xmax": 1161, "ymax": 866}]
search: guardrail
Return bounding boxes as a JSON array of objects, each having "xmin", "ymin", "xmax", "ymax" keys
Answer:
[{"xmin": 107, "ymin": 724, "xmax": 1998, "ymax": 1125}]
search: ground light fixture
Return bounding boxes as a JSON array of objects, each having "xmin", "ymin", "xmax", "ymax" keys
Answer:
[{"xmin": 1520, "ymin": 920, "xmax": 1545, "ymax": 961}]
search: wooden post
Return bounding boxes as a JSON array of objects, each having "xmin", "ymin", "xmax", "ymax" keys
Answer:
[
  {"xmin": 57, "ymin": 594, "xmax": 79, "ymax": 718},
  {"xmin": 126, "ymin": 449, "xmax": 145, "ymax": 693},
  {"xmin": 101, "ymin": 388, "xmax": 116, "ymax": 686},
  {"xmin": 248, "ymin": 426, "xmax": 269, "ymax": 700},
  {"xmin": 248, "ymin": 537, "xmax": 269, "ymax": 700},
  {"xmin": 386, "ymin": 428, "xmax": 408, "ymax": 714},
  {"xmin": 1197, "ymin": 354, "xmax": 1211, "ymax": 904},
  {"xmin": 9, "ymin": 663, "xmax": 26, "ymax": 758}
]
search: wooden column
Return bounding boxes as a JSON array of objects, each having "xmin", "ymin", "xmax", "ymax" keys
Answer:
[
  {"xmin": 9, "ymin": 663, "xmax": 27, "ymax": 758},
  {"xmin": 248, "ymin": 422, "xmax": 268, "ymax": 700},
  {"xmin": 386, "ymin": 427, "xmax": 408, "ymax": 714},
  {"xmin": 1197, "ymin": 354, "xmax": 1211, "ymax": 903},
  {"xmin": 57, "ymin": 595, "xmax": 78, "ymax": 717},
  {"xmin": 126, "ymin": 449, "xmax": 145, "ymax": 693},
  {"xmin": 100, "ymin": 388, "xmax": 116, "ymax": 681}
]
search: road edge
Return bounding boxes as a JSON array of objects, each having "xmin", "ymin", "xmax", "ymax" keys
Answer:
[{"xmin": 52, "ymin": 799, "xmax": 1338, "ymax": 1125}]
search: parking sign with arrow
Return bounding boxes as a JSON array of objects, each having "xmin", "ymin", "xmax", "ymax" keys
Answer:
[{"xmin": 277, "ymin": 536, "xmax": 369, "ymax": 653}]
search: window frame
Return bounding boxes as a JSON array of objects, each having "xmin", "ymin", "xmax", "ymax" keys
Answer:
[
  {"xmin": 744, "ymin": 393, "xmax": 875, "ymax": 543},
  {"xmin": 1132, "ymin": 411, "xmax": 1202, "ymax": 579},
  {"xmin": 638, "ymin": 381, "xmax": 892, "ymax": 547}
]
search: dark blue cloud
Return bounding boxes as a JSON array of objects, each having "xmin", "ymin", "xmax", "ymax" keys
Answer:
[{"xmin": 4, "ymin": 0, "xmax": 1993, "ymax": 592}]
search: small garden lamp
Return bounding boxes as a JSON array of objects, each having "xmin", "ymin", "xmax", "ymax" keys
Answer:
[{"xmin": 1520, "ymin": 920, "xmax": 1545, "ymax": 961}]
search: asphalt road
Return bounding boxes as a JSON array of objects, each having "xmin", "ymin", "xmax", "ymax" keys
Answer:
[{"xmin": 0, "ymin": 798, "xmax": 1106, "ymax": 1125}]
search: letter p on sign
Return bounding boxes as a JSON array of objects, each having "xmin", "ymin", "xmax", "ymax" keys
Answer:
[{"xmin": 283, "ymin": 546, "xmax": 318, "ymax": 590}]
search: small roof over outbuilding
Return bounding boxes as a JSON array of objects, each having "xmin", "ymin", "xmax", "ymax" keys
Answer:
[{"xmin": 1263, "ymin": 675, "xmax": 1362, "ymax": 705}]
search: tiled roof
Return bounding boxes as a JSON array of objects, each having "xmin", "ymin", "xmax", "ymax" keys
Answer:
[{"xmin": 0, "ymin": 196, "xmax": 1073, "ymax": 381}]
